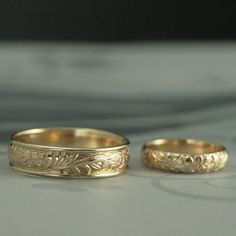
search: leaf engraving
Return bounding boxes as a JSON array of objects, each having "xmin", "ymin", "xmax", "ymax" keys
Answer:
[{"xmin": 9, "ymin": 143, "xmax": 130, "ymax": 176}]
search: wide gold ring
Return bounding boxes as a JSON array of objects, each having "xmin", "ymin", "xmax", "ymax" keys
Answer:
[
  {"xmin": 141, "ymin": 139, "xmax": 229, "ymax": 173},
  {"xmin": 8, "ymin": 128, "xmax": 130, "ymax": 178}
]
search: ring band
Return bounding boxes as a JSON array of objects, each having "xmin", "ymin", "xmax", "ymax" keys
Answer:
[
  {"xmin": 141, "ymin": 139, "xmax": 228, "ymax": 173},
  {"xmin": 8, "ymin": 128, "xmax": 130, "ymax": 178}
]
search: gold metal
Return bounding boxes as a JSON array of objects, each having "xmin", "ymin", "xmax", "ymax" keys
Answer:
[
  {"xmin": 141, "ymin": 139, "xmax": 228, "ymax": 173},
  {"xmin": 8, "ymin": 128, "xmax": 130, "ymax": 178}
]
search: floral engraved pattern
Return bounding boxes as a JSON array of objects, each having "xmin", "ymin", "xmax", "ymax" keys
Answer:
[
  {"xmin": 142, "ymin": 148, "xmax": 228, "ymax": 173},
  {"xmin": 8, "ymin": 143, "xmax": 130, "ymax": 176}
]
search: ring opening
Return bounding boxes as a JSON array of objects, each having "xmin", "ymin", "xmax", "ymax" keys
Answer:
[
  {"xmin": 146, "ymin": 139, "xmax": 224, "ymax": 154},
  {"xmin": 12, "ymin": 128, "xmax": 128, "ymax": 149}
]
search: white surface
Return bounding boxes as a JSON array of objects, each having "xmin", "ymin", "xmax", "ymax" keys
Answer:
[{"xmin": 0, "ymin": 42, "xmax": 236, "ymax": 236}]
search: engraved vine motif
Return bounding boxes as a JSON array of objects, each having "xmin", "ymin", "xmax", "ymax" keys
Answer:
[
  {"xmin": 8, "ymin": 143, "xmax": 130, "ymax": 176},
  {"xmin": 142, "ymin": 148, "xmax": 228, "ymax": 173}
]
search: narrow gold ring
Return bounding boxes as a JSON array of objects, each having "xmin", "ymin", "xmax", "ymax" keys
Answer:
[
  {"xmin": 141, "ymin": 139, "xmax": 229, "ymax": 173},
  {"xmin": 8, "ymin": 128, "xmax": 130, "ymax": 178}
]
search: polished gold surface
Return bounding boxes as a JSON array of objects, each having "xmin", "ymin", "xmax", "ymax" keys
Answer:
[
  {"xmin": 8, "ymin": 128, "xmax": 130, "ymax": 178},
  {"xmin": 141, "ymin": 139, "xmax": 229, "ymax": 173}
]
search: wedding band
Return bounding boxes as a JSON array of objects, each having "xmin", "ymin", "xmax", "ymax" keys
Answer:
[
  {"xmin": 141, "ymin": 139, "xmax": 228, "ymax": 173},
  {"xmin": 8, "ymin": 128, "xmax": 130, "ymax": 178}
]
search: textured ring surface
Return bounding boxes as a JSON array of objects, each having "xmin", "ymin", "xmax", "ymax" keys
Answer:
[
  {"xmin": 141, "ymin": 139, "xmax": 228, "ymax": 173},
  {"xmin": 8, "ymin": 128, "xmax": 130, "ymax": 178}
]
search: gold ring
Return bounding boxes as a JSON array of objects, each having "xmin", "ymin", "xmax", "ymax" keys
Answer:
[
  {"xmin": 8, "ymin": 128, "xmax": 130, "ymax": 178},
  {"xmin": 141, "ymin": 139, "xmax": 228, "ymax": 173}
]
